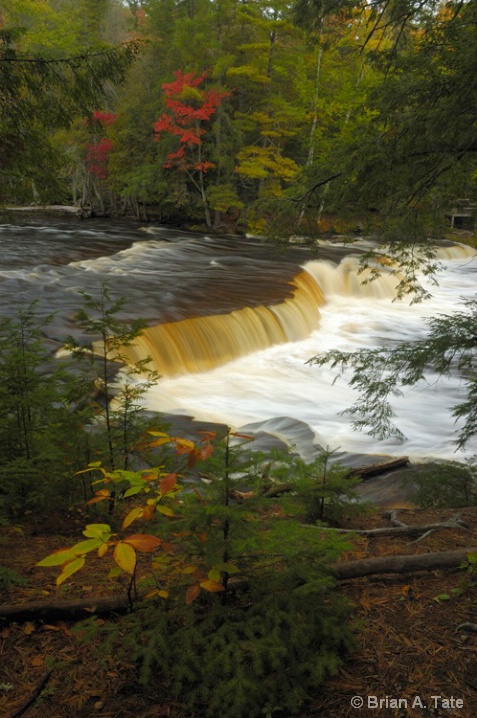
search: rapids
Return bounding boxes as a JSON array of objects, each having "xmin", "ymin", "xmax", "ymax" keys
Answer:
[{"xmin": 1, "ymin": 213, "xmax": 476, "ymax": 465}]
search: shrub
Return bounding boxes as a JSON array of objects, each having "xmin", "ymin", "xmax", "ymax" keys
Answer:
[
  {"xmin": 59, "ymin": 430, "xmax": 357, "ymax": 718},
  {"xmin": 406, "ymin": 460, "xmax": 477, "ymax": 508}
]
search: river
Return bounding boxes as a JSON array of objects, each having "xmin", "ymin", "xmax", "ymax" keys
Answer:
[{"xmin": 1, "ymin": 212, "xmax": 476, "ymax": 467}]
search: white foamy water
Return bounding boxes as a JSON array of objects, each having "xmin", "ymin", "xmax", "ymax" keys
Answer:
[{"xmin": 143, "ymin": 248, "xmax": 477, "ymax": 461}]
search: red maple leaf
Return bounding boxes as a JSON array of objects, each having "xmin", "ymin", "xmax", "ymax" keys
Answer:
[{"xmin": 154, "ymin": 69, "xmax": 230, "ymax": 172}]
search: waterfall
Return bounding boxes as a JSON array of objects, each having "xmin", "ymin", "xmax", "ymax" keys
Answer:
[
  {"xmin": 121, "ymin": 254, "xmax": 407, "ymax": 376},
  {"xmin": 140, "ymin": 244, "xmax": 477, "ymax": 461},
  {"xmin": 1, "ymin": 216, "xmax": 476, "ymax": 461},
  {"xmin": 121, "ymin": 270, "xmax": 325, "ymax": 376}
]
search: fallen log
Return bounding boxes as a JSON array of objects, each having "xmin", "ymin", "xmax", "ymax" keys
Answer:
[
  {"xmin": 302, "ymin": 515, "xmax": 467, "ymax": 537},
  {"xmin": 347, "ymin": 456, "xmax": 410, "ymax": 479},
  {"xmin": 0, "ymin": 593, "xmax": 139, "ymax": 623},
  {"xmin": 2, "ymin": 548, "xmax": 476, "ymax": 623},
  {"xmin": 331, "ymin": 547, "xmax": 477, "ymax": 580}
]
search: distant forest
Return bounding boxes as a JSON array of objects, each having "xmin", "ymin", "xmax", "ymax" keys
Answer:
[{"xmin": 2, "ymin": 0, "xmax": 477, "ymax": 238}]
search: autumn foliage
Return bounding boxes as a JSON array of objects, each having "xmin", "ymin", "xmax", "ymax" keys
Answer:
[
  {"xmin": 85, "ymin": 111, "xmax": 118, "ymax": 180},
  {"xmin": 36, "ymin": 426, "xmax": 356, "ymax": 718},
  {"xmin": 37, "ymin": 429, "xmax": 223, "ymax": 600},
  {"xmin": 154, "ymin": 70, "xmax": 230, "ymax": 172}
]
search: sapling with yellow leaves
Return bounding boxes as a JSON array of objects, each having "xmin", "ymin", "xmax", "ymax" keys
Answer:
[
  {"xmin": 37, "ymin": 429, "xmax": 222, "ymax": 604},
  {"xmin": 38, "ymin": 429, "xmax": 357, "ymax": 718}
]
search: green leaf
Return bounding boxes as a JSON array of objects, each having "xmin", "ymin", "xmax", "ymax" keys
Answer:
[
  {"xmin": 37, "ymin": 548, "xmax": 75, "ymax": 567},
  {"xmin": 123, "ymin": 485, "xmax": 144, "ymax": 498},
  {"xmin": 70, "ymin": 538, "xmax": 103, "ymax": 555},
  {"xmin": 57, "ymin": 557, "xmax": 85, "ymax": 586},
  {"xmin": 108, "ymin": 566, "xmax": 124, "ymax": 579},
  {"xmin": 83, "ymin": 524, "xmax": 111, "ymax": 539}
]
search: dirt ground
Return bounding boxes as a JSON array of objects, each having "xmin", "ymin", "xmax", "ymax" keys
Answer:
[{"xmin": 1, "ymin": 503, "xmax": 477, "ymax": 718}]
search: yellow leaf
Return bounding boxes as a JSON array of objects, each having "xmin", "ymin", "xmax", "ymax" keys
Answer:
[
  {"xmin": 199, "ymin": 579, "xmax": 225, "ymax": 592},
  {"xmin": 148, "ymin": 437, "xmax": 171, "ymax": 447},
  {"xmin": 181, "ymin": 565, "xmax": 198, "ymax": 575},
  {"xmin": 114, "ymin": 542, "xmax": 137, "ymax": 575},
  {"xmin": 74, "ymin": 462, "xmax": 104, "ymax": 475},
  {"xmin": 174, "ymin": 437, "xmax": 195, "ymax": 451},
  {"xmin": 23, "ymin": 622, "xmax": 35, "ymax": 635},
  {"xmin": 122, "ymin": 507, "xmax": 144, "ymax": 530},
  {"xmin": 57, "ymin": 556, "xmax": 85, "ymax": 586},
  {"xmin": 145, "ymin": 588, "xmax": 169, "ymax": 599},
  {"xmin": 98, "ymin": 543, "xmax": 109, "ymax": 558},
  {"xmin": 156, "ymin": 505, "xmax": 175, "ymax": 517}
]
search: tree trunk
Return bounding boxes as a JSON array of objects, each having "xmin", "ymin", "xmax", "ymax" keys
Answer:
[
  {"xmin": 331, "ymin": 547, "xmax": 476, "ymax": 580},
  {"xmin": 3, "ymin": 548, "xmax": 475, "ymax": 623}
]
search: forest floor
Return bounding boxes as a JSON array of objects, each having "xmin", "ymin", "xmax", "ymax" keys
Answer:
[{"xmin": 1, "ymin": 502, "xmax": 477, "ymax": 718}]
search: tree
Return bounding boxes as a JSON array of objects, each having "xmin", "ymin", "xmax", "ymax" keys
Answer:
[
  {"xmin": 0, "ymin": 305, "xmax": 96, "ymax": 516},
  {"xmin": 64, "ymin": 285, "xmax": 160, "ymax": 473},
  {"xmin": 153, "ymin": 69, "xmax": 230, "ymax": 227},
  {"xmin": 292, "ymin": 0, "xmax": 477, "ymax": 246},
  {"xmin": 298, "ymin": 2, "xmax": 477, "ymax": 454},
  {"xmin": 38, "ymin": 431, "xmax": 356, "ymax": 718},
  {"xmin": 0, "ymin": 1, "xmax": 140, "ymax": 203},
  {"xmin": 227, "ymin": 0, "xmax": 305, "ymax": 232}
]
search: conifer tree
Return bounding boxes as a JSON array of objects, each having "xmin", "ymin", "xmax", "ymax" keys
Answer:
[
  {"xmin": 109, "ymin": 430, "xmax": 355, "ymax": 717},
  {"xmin": 64, "ymin": 285, "xmax": 160, "ymax": 473},
  {"xmin": 40, "ymin": 428, "xmax": 357, "ymax": 717},
  {"xmin": 0, "ymin": 305, "xmax": 91, "ymax": 516}
]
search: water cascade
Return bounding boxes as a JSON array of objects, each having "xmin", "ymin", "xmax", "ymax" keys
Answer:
[
  {"xmin": 121, "ymin": 255, "xmax": 403, "ymax": 376},
  {"xmin": 121, "ymin": 270, "xmax": 325, "ymax": 376},
  {"xmin": 139, "ymin": 243, "xmax": 477, "ymax": 462},
  {"xmin": 125, "ymin": 243, "xmax": 475, "ymax": 381},
  {"xmin": 1, "ymin": 217, "xmax": 476, "ymax": 462}
]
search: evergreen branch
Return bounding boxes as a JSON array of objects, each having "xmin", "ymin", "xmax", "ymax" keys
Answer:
[
  {"xmin": 290, "ymin": 173, "xmax": 343, "ymax": 203},
  {"xmin": 0, "ymin": 41, "xmax": 142, "ymax": 66}
]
